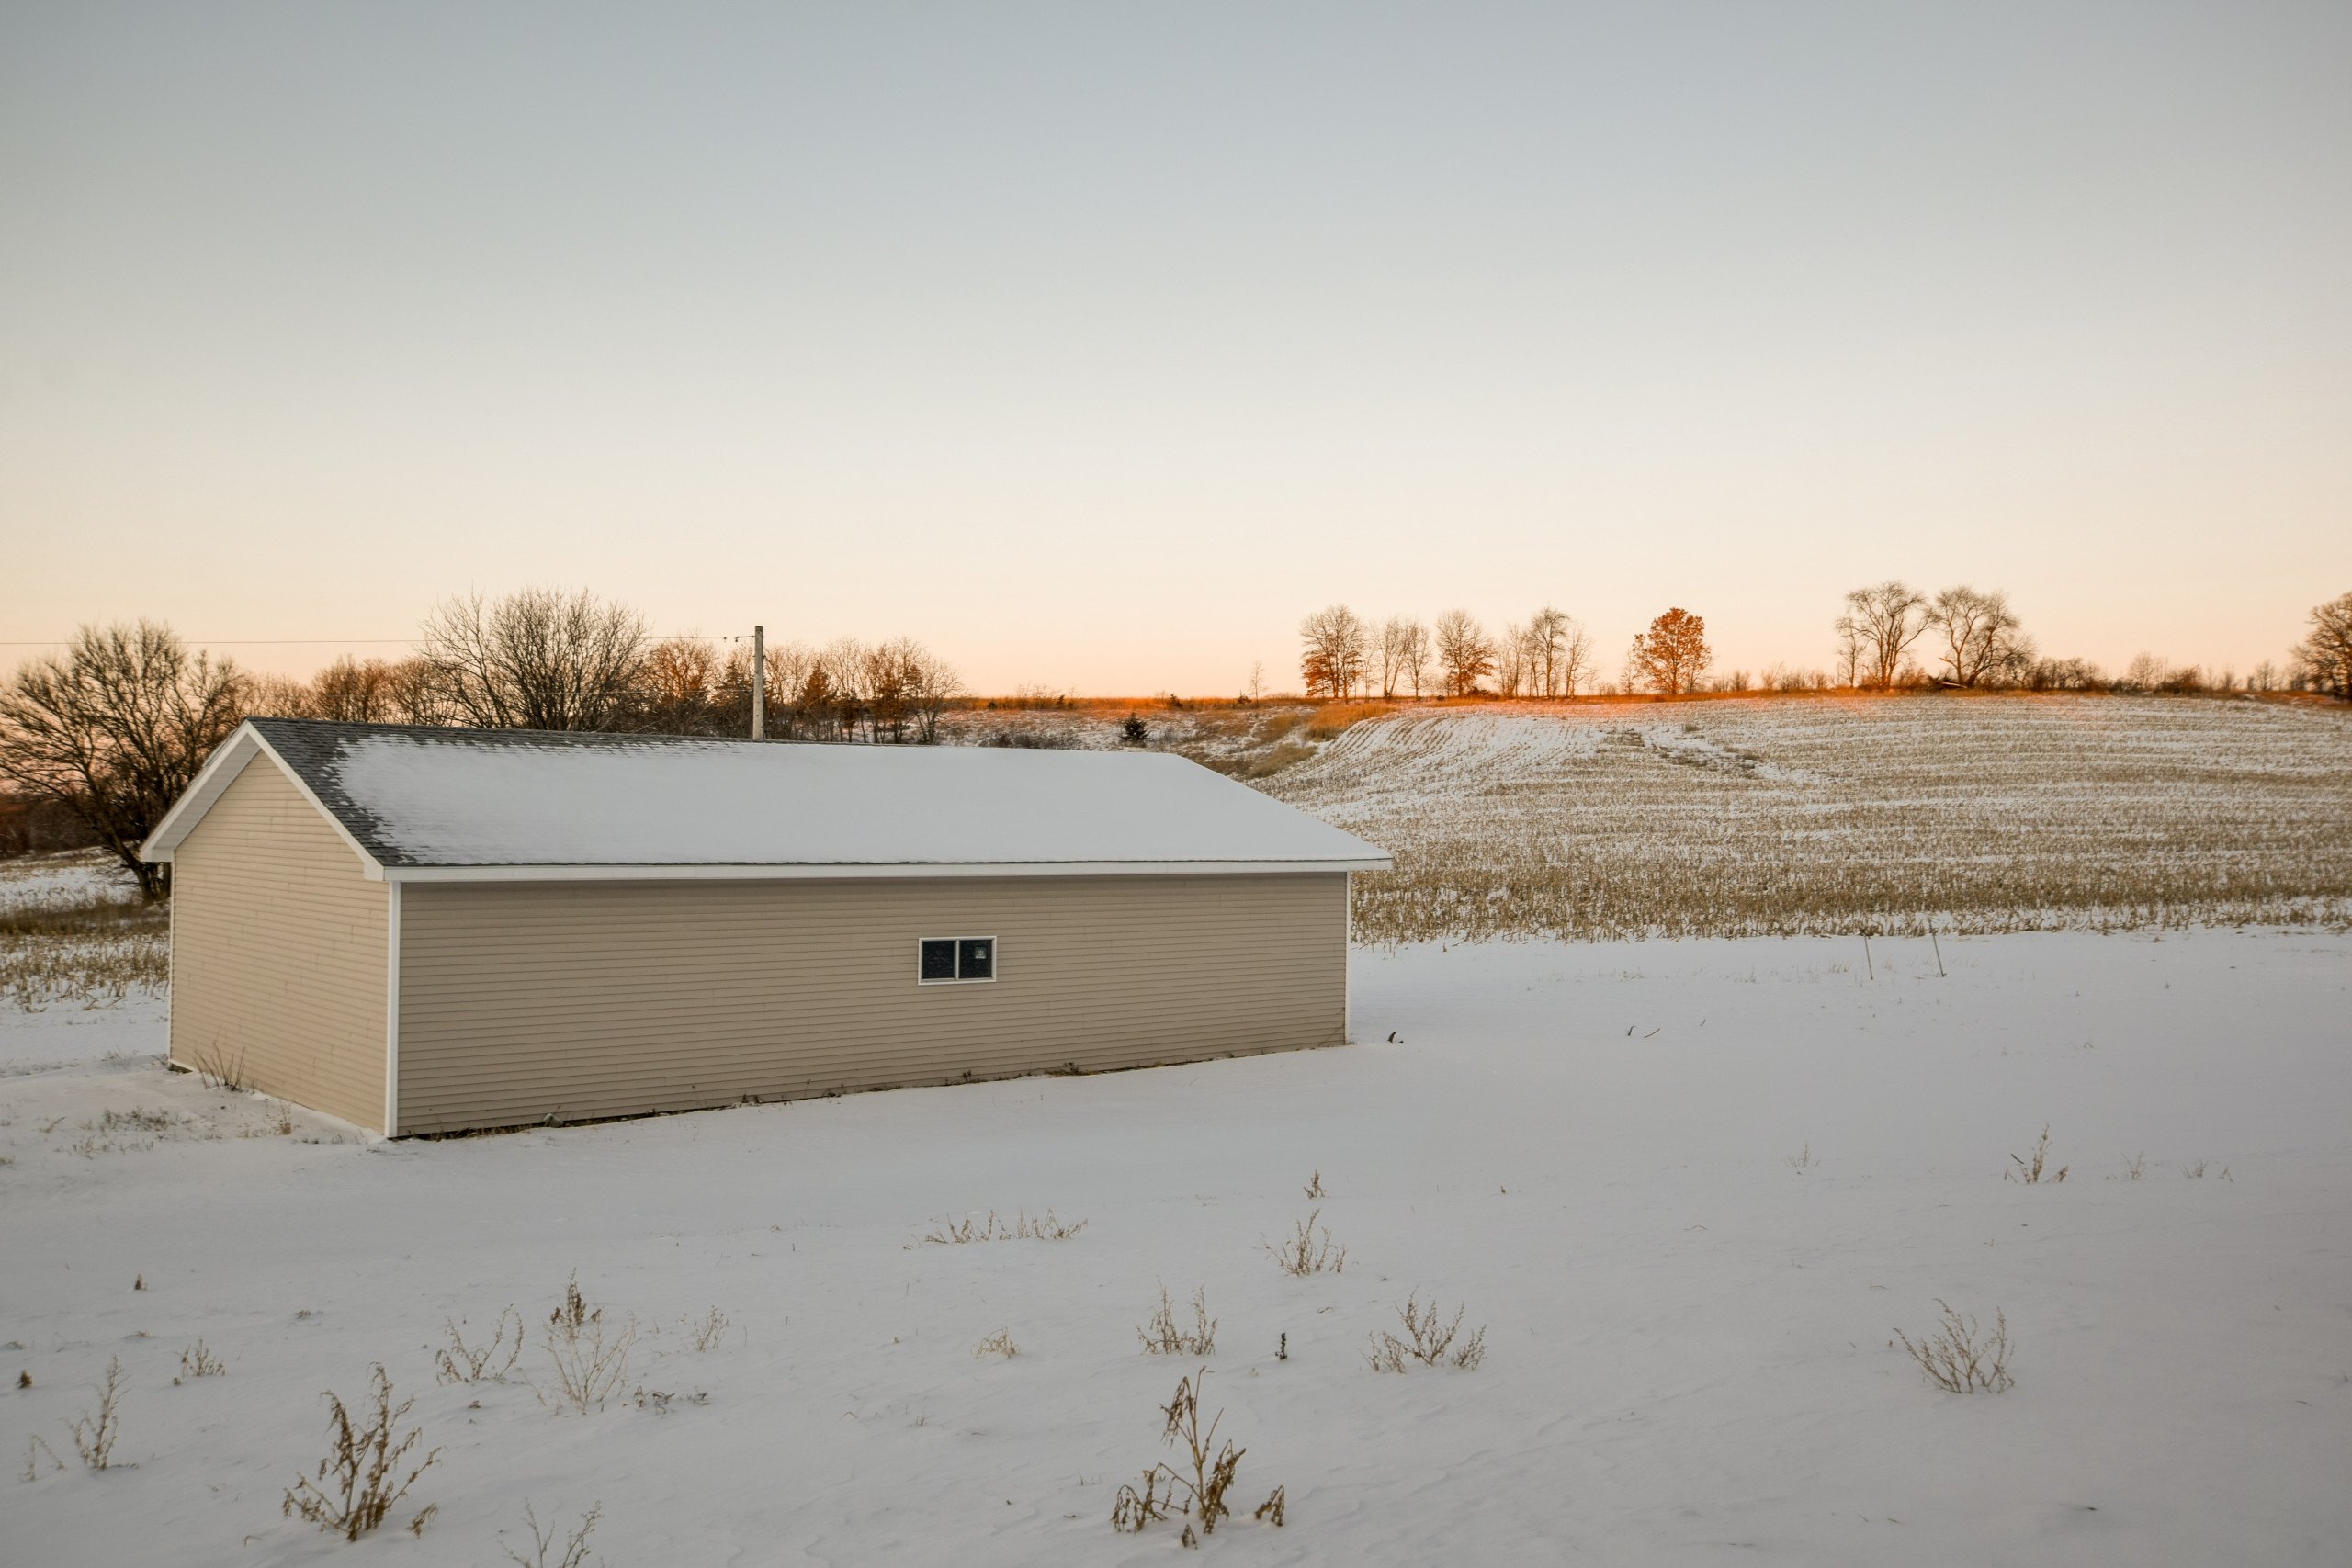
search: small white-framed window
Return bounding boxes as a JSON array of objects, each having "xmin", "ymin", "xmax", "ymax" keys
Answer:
[{"xmin": 918, "ymin": 936, "xmax": 997, "ymax": 984}]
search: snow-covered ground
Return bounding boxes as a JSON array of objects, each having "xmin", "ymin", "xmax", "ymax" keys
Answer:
[
  {"xmin": 0, "ymin": 995, "xmax": 168, "ymax": 1077},
  {"xmin": 0, "ymin": 850, "xmax": 142, "ymax": 915},
  {"xmin": 5, "ymin": 929, "xmax": 2348, "ymax": 1565}
]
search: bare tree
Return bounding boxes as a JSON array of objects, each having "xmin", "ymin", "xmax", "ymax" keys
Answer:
[
  {"xmin": 2025, "ymin": 656, "xmax": 2101, "ymax": 692},
  {"xmin": 2291, "ymin": 592, "xmax": 2351, "ymax": 698},
  {"xmin": 878, "ymin": 637, "xmax": 964, "ymax": 742},
  {"xmin": 1377, "ymin": 616, "xmax": 1424, "ymax": 700},
  {"xmin": 418, "ymin": 589, "xmax": 650, "ymax": 731},
  {"xmin": 0, "ymin": 623, "xmax": 249, "ymax": 899},
  {"xmin": 1834, "ymin": 621, "xmax": 1863, "ymax": 688},
  {"xmin": 858, "ymin": 640, "xmax": 910, "ymax": 741},
  {"xmin": 815, "ymin": 637, "xmax": 868, "ymax": 740},
  {"xmin": 1298, "ymin": 606, "xmax": 1369, "ymax": 700},
  {"xmin": 741, "ymin": 640, "xmax": 815, "ymax": 739},
  {"xmin": 307, "ymin": 657, "xmax": 409, "ymax": 724},
  {"xmin": 1495, "ymin": 622, "xmax": 1530, "ymax": 697},
  {"xmin": 1927, "ymin": 587, "xmax": 2032, "ymax": 687},
  {"xmin": 1624, "ymin": 608, "xmax": 1712, "ymax": 695},
  {"xmin": 1523, "ymin": 607, "xmax": 1564, "ymax": 697},
  {"xmin": 1836, "ymin": 581, "xmax": 1928, "ymax": 689},
  {"xmin": 1432, "ymin": 609, "xmax": 1495, "ymax": 698},
  {"xmin": 1555, "ymin": 619, "xmax": 1593, "ymax": 696},
  {"xmin": 1400, "ymin": 621, "xmax": 1430, "ymax": 697},
  {"xmin": 245, "ymin": 673, "xmax": 318, "ymax": 719},
  {"xmin": 380, "ymin": 657, "xmax": 458, "ymax": 726},
  {"xmin": 1520, "ymin": 606, "xmax": 1591, "ymax": 697},
  {"xmin": 639, "ymin": 637, "xmax": 724, "ymax": 734}
]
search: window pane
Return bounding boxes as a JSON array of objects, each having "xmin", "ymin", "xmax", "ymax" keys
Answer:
[
  {"xmin": 920, "ymin": 939, "xmax": 956, "ymax": 981},
  {"xmin": 958, "ymin": 938, "xmax": 994, "ymax": 980}
]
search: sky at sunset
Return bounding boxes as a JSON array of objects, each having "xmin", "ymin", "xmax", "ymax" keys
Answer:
[{"xmin": 4, "ymin": 3, "xmax": 2347, "ymax": 693}]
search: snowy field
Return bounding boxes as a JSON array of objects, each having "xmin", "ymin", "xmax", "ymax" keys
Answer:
[
  {"xmin": 6, "ymin": 927, "xmax": 2348, "ymax": 1565},
  {"xmin": 949, "ymin": 694, "xmax": 2352, "ymax": 942},
  {"xmin": 1267, "ymin": 694, "xmax": 2352, "ymax": 942}
]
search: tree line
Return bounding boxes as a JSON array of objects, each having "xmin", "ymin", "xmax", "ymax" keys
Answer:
[
  {"xmin": 1296, "ymin": 604, "xmax": 1730, "ymax": 698},
  {"xmin": 280, "ymin": 591, "xmax": 965, "ymax": 745},
  {"xmin": 1302, "ymin": 588, "xmax": 2352, "ymax": 701},
  {"xmin": 0, "ymin": 588, "xmax": 964, "ymax": 897},
  {"xmin": 1298, "ymin": 605, "xmax": 1601, "ymax": 699}
]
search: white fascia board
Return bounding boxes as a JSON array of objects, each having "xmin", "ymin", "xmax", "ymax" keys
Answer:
[
  {"xmin": 141, "ymin": 722, "xmax": 390, "ymax": 879},
  {"xmin": 381, "ymin": 857, "xmax": 1392, "ymax": 884}
]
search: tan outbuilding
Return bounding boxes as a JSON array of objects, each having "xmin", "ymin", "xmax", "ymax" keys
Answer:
[{"xmin": 141, "ymin": 719, "xmax": 1389, "ymax": 1135}]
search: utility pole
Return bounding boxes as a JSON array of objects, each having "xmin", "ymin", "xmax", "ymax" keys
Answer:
[{"xmin": 750, "ymin": 625, "xmax": 765, "ymax": 740}]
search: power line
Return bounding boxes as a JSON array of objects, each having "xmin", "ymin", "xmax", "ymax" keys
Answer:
[
  {"xmin": 4, "ymin": 633, "xmax": 721, "ymax": 647},
  {"xmin": 0, "ymin": 637, "xmax": 420, "ymax": 647}
]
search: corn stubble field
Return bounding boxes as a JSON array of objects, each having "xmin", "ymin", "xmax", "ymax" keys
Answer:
[
  {"xmin": 0, "ymin": 855, "xmax": 165, "ymax": 1012},
  {"xmin": 1256, "ymin": 694, "xmax": 2352, "ymax": 943}
]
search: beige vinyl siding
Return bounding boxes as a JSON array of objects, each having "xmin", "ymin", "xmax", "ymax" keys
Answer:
[
  {"xmin": 394, "ymin": 873, "xmax": 1347, "ymax": 1134},
  {"xmin": 170, "ymin": 757, "xmax": 389, "ymax": 1131}
]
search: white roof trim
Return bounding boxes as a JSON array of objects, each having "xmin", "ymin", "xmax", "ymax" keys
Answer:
[
  {"xmin": 382, "ymin": 858, "xmax": 1388, "ymax": 884},
  {"xmin": 141, "ymin": 722, "xmax": 390, "ymax": 877}
]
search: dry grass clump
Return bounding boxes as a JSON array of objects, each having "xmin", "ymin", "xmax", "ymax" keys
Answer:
[
  {"xmin": 535, "ymin": 1275, "xmax": 636, "ymax": 1415},
  {"xmin": 922, "ymin": 1209, "xmax": 1088, "ymax": 1244},
  {"xmin": 175, "ymin": 1340, "xmax": 226, "ymax": 1383},
  {"xmin": 1138, "ymin": 1285, "xmax": 1218, "ymax": 1357},
  {"xmin": 22, "ymin": 1434, "xmax": 67, "ymax": 1480},
  {"xmin": 628, "ymin": 1385, "xmax": 708, "ymax": 1414},
  {"xmin": 283, "ymin": 1364, "xmax": 441, "ymax": 1540},
  {"xmin": 235, "ymin": 1103, "xmax": 297, "ymax": 1139},
  {"xmin": 68, "ymin": 1357, "xmax": 126, "ymax": 1469},
  {"xmin": 1785, "ymin": 1142, "xmax": 1817, "ymax": 1173},
  {"xmin": 183, "ymin": 1041, "xmax": 248, "ymax": 1092},
  {"xmin": 1263, "ymin": 1210, "xmax": 1346, "ymax": 1277},
  {"xmin": 503, "ymin": 1500, "xmax": 602, "ymax": 1568},
  {"xmin": 1365, "ymin": 1294, "xmax": 1487, "ymax": 1372},
  {"xmin": 70, "ymin": 1104, "xmax": 203, "ymax": 1157},
  {"xmin": 1264, "ymin": 695, "xmax": 2352, "ymax": 943},
  {"xmin": 974, "ymin": 1328, "xmax": 1020, "ymax": 1359},
  {"xmin": 1303, "ymin": 1169, "xmax": 1326, "ymax": 1198},
  {"xmin": 435, "ymin": 1306, "xmax": 524, "ymax": 1385},
  {"xmin": 682, "ymin": 1306, "xmax": 730, "ymax": 1352},
  {"xmin": 2007, "ymin": 1125, "xmax": 2068, "ymax": 1184},
  {"xmin": 1111, "ymin": 1369, "xmax": 1285, "ymax": 1546},
  {"xmin": 1894, "ymin": 1301, "xmax": 2014, "ymax": 1393}
]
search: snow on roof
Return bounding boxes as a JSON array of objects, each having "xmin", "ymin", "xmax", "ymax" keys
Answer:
[{"xmin": 147, "ymin": 719, "xmax": 1388, "ymax": 877}]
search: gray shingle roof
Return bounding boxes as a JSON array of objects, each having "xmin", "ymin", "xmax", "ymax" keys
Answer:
[{"xmin": 158, "ymin": 718, "xmax": 1389, "ymax": 875}]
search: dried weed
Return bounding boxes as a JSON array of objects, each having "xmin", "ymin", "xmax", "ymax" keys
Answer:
[
  {"xmin": 1894, "ymin": 1301, "xmax": 2014, "ymax": 1393},
  {"xmin": 1264, "ymin": 1210, "xmax": 1346, "ymax": 1277},
  {"xmin": 282, "ymin": 1365, "xmax": 440, "ymax": 1540},
  {"xmin": 1138, "ymin": 1286, "xmax": 1218, "ymax": 1357}
]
